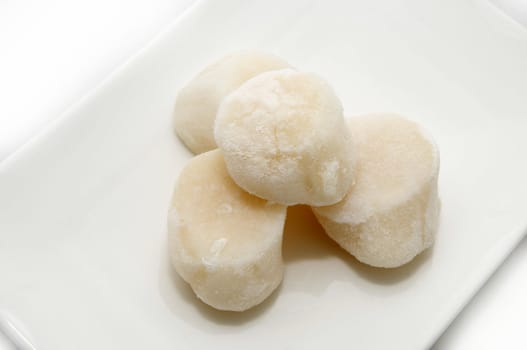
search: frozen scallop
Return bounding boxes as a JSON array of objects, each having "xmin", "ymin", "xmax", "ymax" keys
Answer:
[
  {"xmin": 167, "ymin": 150, "xmax": 287, "ymax": 311},
  {"xmin": 312, "ymin": 114, "xmax": 440, "ymax": 268},
  {"xmin": 174, "ymin": 51, "xmax": 290, "ymax": 154},
  {"xmin": 214, "ymin": 69, "xmax": 355, "ymax": 206}
]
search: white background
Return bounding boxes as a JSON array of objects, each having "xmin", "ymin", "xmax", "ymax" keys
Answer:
[{"xmin": 1, "ymin": 0, "xmax": 526, "ymax": 349}]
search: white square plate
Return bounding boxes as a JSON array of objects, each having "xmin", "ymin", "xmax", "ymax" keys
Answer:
[{"xmin": 1, "ymin": 1, "xmax": 527, "ymax": 349}]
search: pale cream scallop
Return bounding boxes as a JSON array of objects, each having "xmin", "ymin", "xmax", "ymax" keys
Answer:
[
  {"xmin": 214, "ymin": 69, "xmax": 355, "ymax": 206},
  {"xmin": 174, "ymin": 51, "xmax": 290, "ymax": 154},
  {"xmin": 313, "ymin": 114, "xmax": 440, "ymax": 268},
  {"xmin": 167, "ymin": 150, "xmax": 287, "ymax": 311}
]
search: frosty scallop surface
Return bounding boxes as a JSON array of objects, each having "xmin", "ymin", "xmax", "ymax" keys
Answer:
[
  {"xmin": 313, "ymin": 114, "xmax": 440, "ymax": 268},
  {"xmin": 174, "ymin": 51, "xmax": 290, "ymax": 154},
  {"xmin": 214, "ymin": 69, "xmax": 355, "ymax": 206},
  {"xmin": 167, "ymin": 150, "xmax": 287, "ymax": 311}
]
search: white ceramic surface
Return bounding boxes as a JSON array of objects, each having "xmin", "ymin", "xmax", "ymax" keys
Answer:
[
  {"xmin": 0, "ymin": 0, "xmax": 195, "ymax": 161},
  {"xmin": 1, "ymin": 0, "xmax": 527, "ymax": 349}
]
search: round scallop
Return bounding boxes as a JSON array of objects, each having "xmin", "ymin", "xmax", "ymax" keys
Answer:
[
  {"xmin": 167, "ymin": 150, "xmax": 287, "ymax": 311},
  {"xmin": 313, "ymin": 114, "xmax": 440, "ymax": 268},
  {"xmin": 174, "ymin": 51, "xmax": 290, "ymax": 154},
  {"xmin": 214, "ymin": 69, "xmax": 355, "ymax": 206}
]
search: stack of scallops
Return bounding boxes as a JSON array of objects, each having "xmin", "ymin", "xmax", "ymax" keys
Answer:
[{"xmin": 168, "ymin": 52, "xmax": 440, "ymax": 312}]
